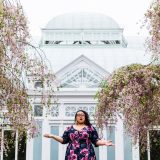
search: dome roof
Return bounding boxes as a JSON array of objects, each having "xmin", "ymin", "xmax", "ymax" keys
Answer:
[{"xmin": 45, "ymin": 12, "xmax": 120, "ymax": 29}]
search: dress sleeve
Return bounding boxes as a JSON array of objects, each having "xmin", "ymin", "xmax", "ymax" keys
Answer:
[
  {"xmin": 61, "ymin": 127, "xmax": 70, "ymax": 144},
  {"xmin": 90, "ymin": 126, "xmax": 100, "ymax": 147}
]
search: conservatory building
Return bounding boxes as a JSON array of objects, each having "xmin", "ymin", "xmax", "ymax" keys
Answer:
[{"xmin": 26, "ymin": 13, "xmax": 150, "ymax": 160}]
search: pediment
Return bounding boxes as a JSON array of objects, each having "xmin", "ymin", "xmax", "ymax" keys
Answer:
[{"xmin": 56, "ymin": 55, "xmax": 110, "ymax": 88}]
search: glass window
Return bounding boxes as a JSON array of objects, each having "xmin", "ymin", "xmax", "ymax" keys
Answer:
[
  {"xmin": 107, "ymin": 126, "xmax": 115, "ymax": 160},
  {"xmin": 50, "ymin": 126, "xmax": 59, "ymax": 160},
  {"xmin": 124, "ymin": 131, "xmax": 132, "ymax": 160},
  {"xmin": 33, "ymin": 121, "xmax": 42, "ymax": 160},
  {"xmin": 34, "ymin": 105, "xmax": 43, "ymax": 117},
  {"xmin": 34, "ymin": 81, "xmax": 43, "ymax": 89},
  {"xmin": 150, "ymin": 130, "xmax": 160, "ymax": 160}
]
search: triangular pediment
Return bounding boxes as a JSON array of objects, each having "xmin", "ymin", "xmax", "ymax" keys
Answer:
[{"xmin": 56, "ymin": 55, "xmax": 110, "ymax": 88}]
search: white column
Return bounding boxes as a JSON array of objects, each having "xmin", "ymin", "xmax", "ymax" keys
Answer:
[
  {"xmin": 59, "ymin": 122, "xmax": 65, "ymax": 160},
  {"xmin": 147, "ymin": 130, "xmax": 151, "ymax": 160},
  {"xmin": 132, "ymin": 140, "xmax": 140, "ymax": 160},
  {"xmin": 115, "ymin": 117, "xmax": 124, "ymax": 160},
  {"xmin": 59, "ymin": 103, "xmax": 68, "ymax": 160},
  {"xmin": 42, "ymin": 107, "xmax": 50, "ymax": 160},
  {"xmin": 99, "ymin": 128, "xmax": 107, "ymax": 160},
  {"xmin": 0, "ymin": 128, "xmax": 4, "ymax": 160},
  {"xmin": 26, "ymin": 135, "xmax": 33, "ymax": 160},
  {"xmin": 26, "ymin": 102, "xmax": 34, "ymax": 160},
  {"xmin": 99, "ymin": 144, "xmax": 106, "ymax": 160}
]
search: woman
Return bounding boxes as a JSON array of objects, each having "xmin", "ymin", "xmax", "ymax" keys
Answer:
[{"xmin": 44, "ymin": 110, "xmax": 114, "ymax": 160}]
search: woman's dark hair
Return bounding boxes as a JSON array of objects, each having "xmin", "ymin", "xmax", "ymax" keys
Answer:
[{"xmin": 74, "ymin": 110, "xmax": 91, "ymax": 126}]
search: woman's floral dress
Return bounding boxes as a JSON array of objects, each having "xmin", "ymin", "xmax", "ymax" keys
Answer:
[{"xmin": 62, "ymin": 125, "xmax": 99, "ymax": 160}]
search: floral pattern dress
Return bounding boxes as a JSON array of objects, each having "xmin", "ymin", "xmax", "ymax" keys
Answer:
[{"xmin": 62, "ymin": 125, "xmax": 99, "ymax": 160}]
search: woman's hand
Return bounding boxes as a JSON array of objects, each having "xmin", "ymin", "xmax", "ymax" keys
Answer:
[
  {"xmin": 44, "ymin": 133, "xmax": 52, "ymax": 138},
  {"xmin": 102, "ymin": 140, "xmax": 114, "ymax": 146},
  {"xmin": 43, "ymin": 133, "xmax": 63, "ymax": 143},
  {"xmin": 97, "ymin": 139, "xmax": 115, "ymax": 146}
]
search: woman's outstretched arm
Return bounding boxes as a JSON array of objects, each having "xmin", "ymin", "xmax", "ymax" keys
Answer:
[
  {"xmin": 44, "ymin": 133, "xmax": 63, "ymax": 144},
  {"xmin": 96, "ymin": 139, "xmax": 114, "ymax": 146}
]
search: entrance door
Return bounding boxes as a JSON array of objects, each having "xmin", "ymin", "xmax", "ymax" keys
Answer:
[
  {"xmin": 140, "ymin": 130, "xmax": 160, "ymax": 160},
  {"xmin": 150, "ymin": 130, "xmax": 160, "ymax": 160},
  {"xmin": 0, "ymin": 130, "xmax": 26, "ymax": 160}
]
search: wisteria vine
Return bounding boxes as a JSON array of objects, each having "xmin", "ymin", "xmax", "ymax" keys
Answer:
[
  {"xmin": 0, "ymin": 0, "xmax": 56, "ymax": 153},
  {"xmin": 95, "ymin": 64, "xmax": 160, "ymax": 149}
]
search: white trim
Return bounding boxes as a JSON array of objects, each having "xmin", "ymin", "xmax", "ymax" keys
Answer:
[
  {"xmin": 132, "ymin": 140, "xmax": 140, "ymax": 160},
  {"xmin": 115, "ymin": 117, "xmax": 124, "ymax": 160},
  {"xmin": 26, "ymin": 135, "xmax": 33, "ymax": 160},
  {"xmin": 59, "ymin": 124, "xmax": 65, "ymax": 160},
  {"xmin": 101, "ymin": 129, "xmax": 107, "ymax": 160},
  {"xmin": 146, "ymin": 128, "xmax": 160, "ymax": 160},
  {"xmin": 58, "ymin": 67, "xmax": 103, "ymax": 88},
  {"xmin": 0, "ymin": 129, "xmax": 4, "ymax": 160},
  {"xmin": 56, "ymin": 55, "xmax": 109, "ymax": 78},
  {"xmin": 147, "ymin": 131, "xmax": 151, "ymax": 160},
  {"xmin": 42, "ymin": 119, "xmax": 50, "ymax": 160},
  {"xmin": 15, "ymin": 130, "xmax": 18, "ymax": 160},
  {"xmin": 149, "ymin": 126, "xmax": 160, "ymax": 130}
]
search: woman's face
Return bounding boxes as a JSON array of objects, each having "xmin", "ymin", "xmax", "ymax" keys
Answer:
[{"xmin": 76, "ymin": 111, "xmax": 86, "ymax": 124}]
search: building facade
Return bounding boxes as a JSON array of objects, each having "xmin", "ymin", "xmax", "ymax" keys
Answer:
[{"xmin": 26, "ymin": 13, "xmax": 150, "ymax": 160}]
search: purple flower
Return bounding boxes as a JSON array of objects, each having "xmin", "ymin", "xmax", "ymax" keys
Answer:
[
  {"xmin": 79, "ymin": 131, "xmax": 89, "ymax": 139},
  {"xmin": 80, "ymin": 148, "xmax": 88, "ymax": 155},
  {"xmin": 72, "ymin": 140, "xmax": 80, "ymax": 149},
  {"xmin": 68, "ymin": 150, "xmax": 77, "ymax": 160},
  {"xmin": 70, "ymin": 133, "xmax": 75, "ymax": 141}
]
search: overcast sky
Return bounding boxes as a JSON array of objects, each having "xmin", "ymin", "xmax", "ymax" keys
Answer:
[{"xmin": 20, "ymin": 0, "xmax": 152, "ymax": 37}]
